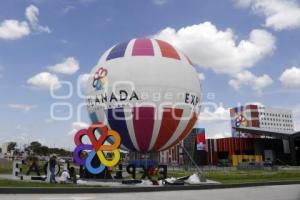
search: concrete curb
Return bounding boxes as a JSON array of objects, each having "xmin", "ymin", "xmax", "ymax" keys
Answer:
[{"xmin": 0, "ymin": 181, "xmax": 300, "ymax": 194}]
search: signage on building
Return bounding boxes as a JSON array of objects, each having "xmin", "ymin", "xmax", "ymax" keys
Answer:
[{"xmin": 195, "ymin": 128, "xmax": 206, "ymax": 151}]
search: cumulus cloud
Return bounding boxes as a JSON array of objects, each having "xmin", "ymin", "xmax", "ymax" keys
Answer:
[
  {"xmin": 0, "ymin": 20, "xmax": 30, "ymax": 40},
  {"xmin": 234, "ymin": 0, "xmax": 300, "ymax": 31},
  {"xmin": 279, "ymin": 66, "xmax": 300, "ymax": 88},
  {"xmin": 25, "ymin": 5, "xmax": 51, "ymax": 33},
  {"xmin": 27, "ymin": 72, "xmax": 61, "ymax": 90},
  {"xmin": 78, "ymin": 73, "xmax": 91, "ymax": 86},
  {"xmin": 0, "ymin": 5, "xmax": 49, "ymax": 40},
  {"xmin": 197, "ymin": 105, "xmax": 232, "ymax": 138},
  {"xmin": 68, "ymin": 121, "xmax": 89, "ymax": 136},
  {"xmin": 78, "ymin": 73, "xmax": 92, "ymax": 94},
  {"xmin": 198, "ymin": 73, "xmax": 205, "ymax": 81},
  {"xmin": 229, "ymin": 70, "xmax": 273, "ymax": 94},
  {"xmin": 9, "ymin": 104, "xmax": 38, "ymax": 112},
  {"xmin": 200, "ymin": 105, "xmax": 230, "ymax": 121},
  {"xmin": 154, "ymin": 22, "xmax": 275, "ymax": 75},
  {"xmin": 48, "ymin": 57, "xmax": 80, "ymax": 75}
]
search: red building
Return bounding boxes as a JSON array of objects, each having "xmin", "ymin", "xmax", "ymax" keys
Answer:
[{"xmin": 206, "ymin": 137, "xmax": 255, "ymax": 165}]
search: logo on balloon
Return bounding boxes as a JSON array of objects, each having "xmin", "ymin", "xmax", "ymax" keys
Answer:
[
  {"xmin": 73, "ymin": 122, "xmax": 121, "ymax": 174},
  {"xmin": 92, "ymin": 67, "xmax": 108, "ymax": 91}
]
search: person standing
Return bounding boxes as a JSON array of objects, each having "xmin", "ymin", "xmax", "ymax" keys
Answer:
[{"xmin": 49, "ymin": 155, "xmax": 57, "ymax": 183}]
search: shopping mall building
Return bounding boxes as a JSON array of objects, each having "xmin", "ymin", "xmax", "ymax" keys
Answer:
[{"xmin": 158, "ymin": 104, "xmax": 300, "ymax": 166}]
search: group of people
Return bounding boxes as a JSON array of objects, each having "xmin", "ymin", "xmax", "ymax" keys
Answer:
[{"xmin": 49, "ymin": 155, "xmax": 77, "ymax": 184}]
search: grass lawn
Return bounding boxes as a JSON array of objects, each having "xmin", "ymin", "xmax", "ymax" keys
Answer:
[
  {"xmin": 1, "ymin": 169, "xmax": 300, "ymax": 187},
  {"xmin": 1, "ymin": 162, "xmax": 300, "ymax": 186},
  {"xmin": 0, "ymin": 160, "xmax": 12, "ymax": 174},
  {"xmin": 169, "ymin": 169, "xmax": 300, "ymax": 184},
  {"xmin": 205, "ymin": 170, "xmax": 300, "ymax": 184}
]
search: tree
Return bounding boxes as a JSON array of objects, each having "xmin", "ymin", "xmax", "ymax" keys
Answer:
[
  {"xmin": 7, "ymin": 142, "xmax": 17, "ymax": 152},
  {"xmin": 24, "ymin": 141, "xmax": 72, "ymax": 156},
  {"xmin": 25, "ymin": 141, "xmax": 42, "ymax": 155},
  {"xmin": 38, "ymin": 146, "xmax": 49, "ymax": 156}
]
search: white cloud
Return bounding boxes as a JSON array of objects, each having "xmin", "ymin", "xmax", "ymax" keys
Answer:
[
  {"xmin": 233, "ymin": 0, "xmax": 253, "ymax": 7},
  {"xmin": 0, "ymin": 5, "xmax": 50, "ymax": 40},
  {"xmin": 229, "ymin": 70, "xmax": 273, "ymax": 94},
  {"xmin": 48, "ymin": 57, "xmax": 80, "ymax": 75},
  {"xmin": 3, "ymin": 133, "xmax": 32, "ymax": 146},
  {"xmin": 78, "ymin": 73, "xmax": 92, "ymax": 94},
  {"xmin": 200, "ymin": 105, "xmax": 230, "ymax": 121},
  {"xmin": 0, "ymin": 19, "xmax": 30, "ymax": 40},
  {"xmin": 153, "ymin": 0, "xmax": 168, "ymax": 6},
  {"xmin": 27, "ymin": 72, "xmax": 61, "ymax": 90},
  {"xmin": 197, "ymin": 105, "xmax": 232, "ymax": 138},
  {"xmin": 78, "ymin": 73, "xmax": 90, "ymax": 85},
  {"xmin": 68, "ymin": 121, "xmax": 89, "ymax": 136},
  {"xmin": 9, "ymin": 104, "xmax": 38, "ymax": 112},
  {"xmin": 25, "ymin": 5, "xmax": 51, "ymax": 33},
  {"xmin": 5, "ymin": 133, "xmax": 47, "ymax": 147},
  {"xmin": 279, "ymin": 66, "xmax": 300, "ymax": 88},
  {"xmin": 154, "ymin": 22, "xmax": 275, "ymax": 75},
  {"xmin": 198, "ymin": 73, "xmax": 205, "ymax": 81},
  {"xmin": 234, "ymin": 0, "xmax": 300, "ymax": 31}
]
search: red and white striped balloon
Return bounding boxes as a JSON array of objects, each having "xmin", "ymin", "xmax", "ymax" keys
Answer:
[{"xmin": 85, "ymin": 38, "xmax": 201, "ymax": 153}]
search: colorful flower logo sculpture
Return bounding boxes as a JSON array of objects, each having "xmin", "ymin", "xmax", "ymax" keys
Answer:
[{"xmin": 73, "ymin": 122, "xmax": 121, "ymax": 174}]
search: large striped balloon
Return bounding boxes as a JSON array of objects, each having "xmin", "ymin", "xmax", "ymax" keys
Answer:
[{"xmin": 85, "ymin": 38, "xmax": 201, "ymax": 153}]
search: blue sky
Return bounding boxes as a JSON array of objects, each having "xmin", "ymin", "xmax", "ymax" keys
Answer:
[{"xmin": 0, "ymin": 0, "xmax": 300, "ymax": 148}]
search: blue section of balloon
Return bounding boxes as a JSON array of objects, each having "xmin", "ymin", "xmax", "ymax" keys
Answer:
[
  {"xmin": 106, "ymin": 41, "xmax": 129, "ymax": 60},
  {"xmin": 107, "ymin": 108, "xmax": 136, "ymax": 150}
]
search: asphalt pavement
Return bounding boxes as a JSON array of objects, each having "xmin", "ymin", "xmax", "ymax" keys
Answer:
[{"xmin": 0, "ymin": 184, "xmax": 299, "ymax": 200}]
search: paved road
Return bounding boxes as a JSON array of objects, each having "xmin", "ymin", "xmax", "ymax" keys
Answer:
[{"xmin": 0, "ymin": 184, "xmax": 300, "ymax": 200}]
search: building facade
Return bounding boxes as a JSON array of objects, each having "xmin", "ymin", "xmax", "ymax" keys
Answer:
[
  {"xmin": 159, "ymin": 128, "xmax": 206, "ymax": 166},
  {"xmin": 258, "ymin": 107, "xmax": 294, "ymax": 133},
  {"xmin": 0, "ymin": 142, "xmax": 9, "ymax": 154},
  {"xmin": 159, "ymin": 141, "xmax": 184, "ymax": 165},
  {"xmin": 230, "ymin": 104, "xmax": 294, "ymax": 137}
]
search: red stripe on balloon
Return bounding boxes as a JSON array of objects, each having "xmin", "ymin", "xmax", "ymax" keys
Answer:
[
  {"xmin": 155, "ymin": 39, "xmax": 180, "ymax": 60},
  {"xmin": 132, "ymin": 107, "xmax": 155, "ymax": 152},
  {"xmin": 132, "ymin": 38, "xmax": 154, "ymax": 56},
  {"xmin": 152, "ymin": 108, "xmax": 183, "ymax": 151},
  {"xmin": 160, "ymin": 112, "xmax": 198, "ymax": 151}
]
